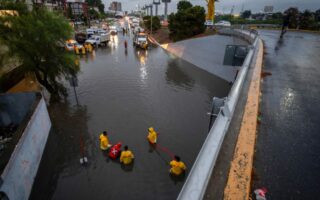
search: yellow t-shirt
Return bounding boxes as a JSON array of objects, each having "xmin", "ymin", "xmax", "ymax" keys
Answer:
[
  {"xmin": 100, "ymin": 134, "xmax": 110, "ymax": 150},
  {"xmin": 147, "ymin": 131, "xmax": 157, "ymax": 144},
  {"xmin": 170, "ymin": 160, "xmax": 186, "ymax": 175},
  {"xmin": 120, "ymin": 150, "xmax": 134, "ymax": 165}
]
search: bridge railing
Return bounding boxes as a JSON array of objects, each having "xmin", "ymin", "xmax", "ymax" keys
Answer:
[{"xmin": 177, "ymin": 28, "xmax": 261, "ymax": 200}]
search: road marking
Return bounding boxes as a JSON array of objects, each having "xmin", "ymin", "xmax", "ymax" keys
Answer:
[{"xmin": 224, "ymin": 39, "xmax": 264, "ymax": 200}]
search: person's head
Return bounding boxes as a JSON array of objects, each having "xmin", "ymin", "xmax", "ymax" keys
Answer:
[
  {"xmin": 103, "ymin": 131, "xmax": 107, "ymax": 136},
  {"xmin": 148, "ymin": 127, "xmax": 154, "ymax": 132},
  {"xmin": 124, "ymin": 145, "xmax": 128, "ymax": 151},
  {"xmin": 174, "ymin": 155, "xmax": 180, "ymax": 162}
]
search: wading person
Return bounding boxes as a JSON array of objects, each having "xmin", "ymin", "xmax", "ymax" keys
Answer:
[
  {"xmin": 120, "ymin": 145, "xmax": 134, "ymax": 165},
  {"xmin": 147, "ymin": 127, "xmax": 158, "ymax": 144},
  {"xmin": 170, "ymin": 155, "xmax": 186, "ymax": 176},
  {"xmin": 99, "ymin": 131, "xmax": 111, "ymax": 150}
]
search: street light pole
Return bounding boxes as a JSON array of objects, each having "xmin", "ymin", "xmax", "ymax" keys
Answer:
[
  {"xmin": 153, "ymin": 0, "xmax": 160, "ymax": 16},
  {"xmin": 150, "ymin": 4, "xmax": 153, "ymax": 35},
  {"xmin": 161, "ymin": 0, "xmax": 171, "ymax": 21}
]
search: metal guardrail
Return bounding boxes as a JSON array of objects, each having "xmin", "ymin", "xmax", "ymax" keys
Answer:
[{"xmin": 177, "ymin": 29, "xmax": 260, "ymax": 200}]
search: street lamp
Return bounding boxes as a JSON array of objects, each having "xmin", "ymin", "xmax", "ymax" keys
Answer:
[
  {"xmin": 145, "ymin": 4, "xmax": 149, "ymax": 16},
  {"xmin": 149, "ymin": 4, "xmax": 153, "ymax": 35},
  {"xmin": 162, "ymin": 0, "xmax": 171, "ymax": 21},
  {"xmin": 153, "ymin": 0, "xmax": 160, "ymax": 16}
]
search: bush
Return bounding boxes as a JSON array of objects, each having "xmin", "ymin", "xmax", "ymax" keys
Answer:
[
  {"xmin": 143, "ymin": 16, "xmax": 161, "ymax": 31},
  {"xmin": 168, "ymin": 2, "xmax": 206, "ymax": 41}
]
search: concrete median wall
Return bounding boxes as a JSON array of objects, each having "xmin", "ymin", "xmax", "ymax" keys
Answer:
[
  {"xmin": 0, "ymin": 96, "xmax": 51, "ymax": 200},
  {"xmin": 176, "ymin": 29, "xmax": 263, "ymax": 200}
]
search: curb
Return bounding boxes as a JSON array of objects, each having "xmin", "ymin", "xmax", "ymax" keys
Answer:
[{"xmin": 223, "ymin": 39, "xmax": 264, "ymax": 200}]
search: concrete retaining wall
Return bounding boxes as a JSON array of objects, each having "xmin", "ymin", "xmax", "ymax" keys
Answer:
[
  {"xmin": 0, "ymin": 96, "xmax": 51, "ymax": 200},
  {"xmin": 177, "ymin": 29, "xmax": 262, "ymax": 200}
]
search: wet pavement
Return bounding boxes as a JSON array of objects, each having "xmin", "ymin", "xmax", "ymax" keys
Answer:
[
  {"xmin": 252, "ymin": 30, "xmax": 320, "ymax": 199},
  {"xmin": 29, "ymin": 29, "xmax": 233, "ymax": 199}
]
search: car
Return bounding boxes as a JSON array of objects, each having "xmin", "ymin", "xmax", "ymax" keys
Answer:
[
  {"xmin": 65, "ymin": 40, "xmax": 83, "ymax": 51},
  {"xmin": 133, "ymin": 32, "xmax": 148, "ymax": 49},
  {"xmin": 215, "ymin": 20, "xmax": 231, "ymax": 27},
  {"xmin": 204, "ymin": 20, "xmax": 214, "ymax": 26}
]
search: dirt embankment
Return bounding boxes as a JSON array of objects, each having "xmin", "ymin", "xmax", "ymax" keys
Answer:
[{"xmin": 149, "ymin": 26, "xmax": 217, "ymax": 44}]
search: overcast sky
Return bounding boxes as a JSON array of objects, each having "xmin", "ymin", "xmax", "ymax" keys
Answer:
[{"xmin": 103, "ymin": 0, "xmax": 320, "ymax": 14}]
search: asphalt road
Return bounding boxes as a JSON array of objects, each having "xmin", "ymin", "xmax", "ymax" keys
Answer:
[
  {"xmin": 252, "ymin": 30, "xmax": 320, "ymax": 199},
  {"xmin": 29, "ymin": 31, "xmax": 234, "ymax": 199}
]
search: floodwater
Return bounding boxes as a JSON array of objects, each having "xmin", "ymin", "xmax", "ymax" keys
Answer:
[{"xmin": 30, "ymin": 31, "xmax": 232, "ymax": 200}]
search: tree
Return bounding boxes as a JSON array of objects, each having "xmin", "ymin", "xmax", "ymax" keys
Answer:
[
  {"xmin": 86, "ymin": 0, "xmax": 105, "ymax": 14},
  {"xmin": 299, "ymin": 10, "xmax": 316, "ymax": 30},
  {"xmin": 284, "ymin": 7, "xmax": 299, "ymax": 28},
  {"xmin": 143, "ymin": 16, "xmax": 161, "ymax": 31},
  {"xmin": 89, "ymin": 8, "xmax": 99, "ymax": 19},
  {"xmin": 241, "ymin": 10, "xmax": 251, "ymax": 19},
  {"xmin": 0, "ymin": 3, "xmax": 79, "ymax": 97},
  {"xmin": 169, "ymin": 4, "xmax": 206, "ymax": 41},
  {"xmin": 315, "ymin": 9, "xmax": 320, "ymax": 21},
  {"xmin": 177, "ymin": 0, "xmax": 192, "ymax": 12},
  {"xmin": 271, "ymin": 12, "xmax": 283, "ymax": 20}
]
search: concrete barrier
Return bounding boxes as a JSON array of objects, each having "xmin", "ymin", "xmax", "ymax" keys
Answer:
[
  {"xmin": 177, "ymin": 29, "xmax": 261, "ymax": 200},
  {"xmin": 0, "ymin": 95, "xmax": 51, "ymax": 200}
]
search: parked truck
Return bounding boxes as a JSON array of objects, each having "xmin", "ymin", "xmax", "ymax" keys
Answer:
[{"xmin": 85, "ymin": 33, "xmax": 110, "ymax": 47}]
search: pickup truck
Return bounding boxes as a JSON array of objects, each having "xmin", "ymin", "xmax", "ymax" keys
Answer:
[
  {"xmin": 85, "ymin": 33, "xmax": 110, "ymax": 46},
  {"xmin": 133, "ymin": 33, "xmax": 148, "ymax": 49}
]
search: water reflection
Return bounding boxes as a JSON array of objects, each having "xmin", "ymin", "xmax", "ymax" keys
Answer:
[
  {"xmin": 135, "ymin": 49, "xmax": 148, "ymax": 66},
  {"xmin": 135, "ymin": 50, "xmax": 148, "ymax": 83},
  {"xmin": 110, "ymin": 35, "xmax": 119, "ymax": 50},
  {"xmin": 166, "ymin": 59, "xmax": 195, "ymax": 90}
]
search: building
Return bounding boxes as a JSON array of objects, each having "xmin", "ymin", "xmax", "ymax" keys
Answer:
[{"xmin": 109, "ymin": 1, "xmax": 122, "ymax": 12}]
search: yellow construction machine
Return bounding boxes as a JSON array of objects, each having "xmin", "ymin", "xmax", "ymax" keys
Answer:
[{"xmin": 206, "ymin": 0, "xmax": 217, "ymax": 24}]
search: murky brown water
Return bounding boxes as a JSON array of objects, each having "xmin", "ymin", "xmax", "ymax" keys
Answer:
[{"xmin": 30, "ymin": 33, "xmax": 231, "ymax": 200}]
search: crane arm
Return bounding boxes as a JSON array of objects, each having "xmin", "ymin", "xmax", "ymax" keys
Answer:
[{"xmin": 206, "ymin": 0, "xmax": 216, "ymax": 22}]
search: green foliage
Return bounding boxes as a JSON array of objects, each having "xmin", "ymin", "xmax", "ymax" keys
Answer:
[
  {"xmin": 143, "ymin": 16, "xmax": 161, "ymax": 31},
  {"xmin": 299, "ymin": 10, "xmax": 317, "ymax": 30},
  {"xmin": 241, "ymin": 10, "xmax": 251, "ymax": 19},
  {"xmin": 89, "ymin": 8, "xmax": 99, "ymax": 19},
  {"xmin": 168, "ymin": 3, "xmax": 206, "ymax": 41},
  {"xmin": 315, "ymin": 9, "xmax": 320, "ymax": 21},
  {"xmin": 271, "ymin": 12, "xmax": 283, "ymax": 20},
  {"xmin": 177, "ymin": 0, "xmax": 192, "ymax": 12},
  {"xmin": 284, "ymin": 7, "xmax": 299, "ymax": 28},
  {"xmin": 86, "ymin": 0, "xmax": 105, "ymax": 14},
  {"xmin": 0, "ymin": 3, "xmax": 79, "ymax": 96}
]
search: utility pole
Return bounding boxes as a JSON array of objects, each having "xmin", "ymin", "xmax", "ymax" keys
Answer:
[
  {"xmin": 153, "ymin": 0, "xmax": 160, "ymax": 16},
  {"xmin": 150, "ymin": 4, "xmax": 153, "ymax": 35},
  {"xmin": 162, "ymin": 0, "xmax": 171, "ymax": 21}
]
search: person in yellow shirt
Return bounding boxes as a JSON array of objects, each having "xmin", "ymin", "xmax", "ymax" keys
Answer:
[
  {"xmin": 120, "ymin": 145, "xmax": 134, "ymax": 165},
  {"xmin": 170, "ymin": 155, "xmax": 186, "ymax": 176},
  {"xmin": 99, "ymin": 131, "xmax": 111, "ymax": 150},
  {"xmin": 147, "ymin": 127, "xmax": 158, "ymax": 144}
]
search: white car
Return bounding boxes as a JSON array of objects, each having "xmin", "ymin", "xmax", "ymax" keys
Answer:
[
  {"xmin": 109, "ymin": 26, "xmax": 118, "ymax": 34},
  {"xmin": 215, "ymin": 20, "xmax": 231, "ymax": 27},
  {"xmin": 65, "ymin": 40, "xmax": 83, "ymax": 51}
]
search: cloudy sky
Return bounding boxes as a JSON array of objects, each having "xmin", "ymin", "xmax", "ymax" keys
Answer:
[{"xmin": 103, "ymin": 0, "xmax": 320, "ymax": 14}]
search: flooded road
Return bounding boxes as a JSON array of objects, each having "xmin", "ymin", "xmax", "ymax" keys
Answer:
[{"xmin": 30, "ymin": 31, "xmax": 232, "ymax": 200}]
